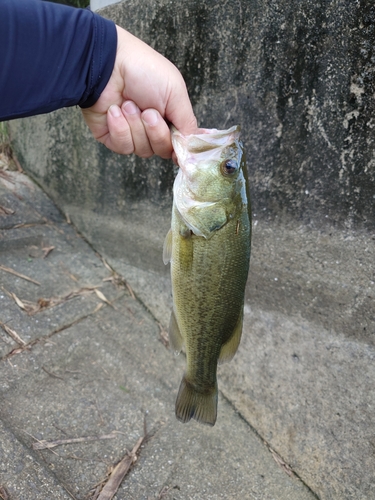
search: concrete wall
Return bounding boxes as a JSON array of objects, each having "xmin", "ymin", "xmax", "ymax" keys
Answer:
[
  {"xmin": 9, "ymin": 1, "xmax": 375, "ymax": 498},
  {"xmin": 90, "ymin": 0, "xmax": 120, "ymax": 12}
]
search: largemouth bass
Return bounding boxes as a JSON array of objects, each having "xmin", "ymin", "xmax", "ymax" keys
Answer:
[{"xmin": 163, "ymin": 125, "xmax": 251, "ymax": 426}]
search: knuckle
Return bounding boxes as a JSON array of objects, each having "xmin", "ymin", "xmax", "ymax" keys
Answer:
[
  {"xmin": 119, "ymin": 138, "xmax": 135, "ymax": 155},
  {"xmin": 138, "ymin": 149, "xmax": 153, "ymax": 159}
]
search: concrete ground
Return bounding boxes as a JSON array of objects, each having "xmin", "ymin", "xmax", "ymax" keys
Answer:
[{"xmin": 0, "ymin": 172, "xmax": 318, "ymax": 498}]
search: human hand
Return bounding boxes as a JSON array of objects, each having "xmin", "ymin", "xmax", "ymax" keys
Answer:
[{"xmin": 81, "ymin": 26, "xmax": 198, "ymax": 159}]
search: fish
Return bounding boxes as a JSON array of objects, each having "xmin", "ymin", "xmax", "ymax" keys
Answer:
[{"xmin": 163, "ymin": 125, "xmax": 251, "ymax": 426}]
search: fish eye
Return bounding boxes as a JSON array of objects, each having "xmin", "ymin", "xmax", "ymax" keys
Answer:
[{"xmin": 221, "ymin": 159, "xmax": 238, "ymax": 176}]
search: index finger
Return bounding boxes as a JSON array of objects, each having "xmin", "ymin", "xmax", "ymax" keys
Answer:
[
  {"xmin": 141, "ymin": 108, "xmax": 173, "ymax": 159},
  {"xmin": 164, "ymin": 79, "xmax": 198, "ymax": 137}
]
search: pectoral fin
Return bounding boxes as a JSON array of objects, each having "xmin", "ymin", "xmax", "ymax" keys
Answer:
[
  {"xmin": 218, "ymin": 308, "xmax": 244, "ymax": 364},
  {"xmin": 163, "ymin": 229, "xmax": 173, "ymax": 264},
  {"xmin": 168, "ymin": 309, "xmax": 184, "ymax": 353}
]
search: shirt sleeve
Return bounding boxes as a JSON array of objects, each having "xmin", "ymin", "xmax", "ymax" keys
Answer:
[{"xmin": 0, "ymin": 0, "xmax": 117, "ymax": 121}]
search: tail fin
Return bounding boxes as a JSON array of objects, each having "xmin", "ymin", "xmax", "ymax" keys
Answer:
[{"xmin": 175, "ymin": 376, "xmax": 218, "ymax": 426}]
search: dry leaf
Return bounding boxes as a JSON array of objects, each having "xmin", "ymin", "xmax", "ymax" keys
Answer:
[
  {"xmin": 95, "ymin": 289, "xmax": 116, "ymax": 309},
  {"xmin": 10, "ymin": 292, "xmax": 27, "ymax": 310},
  {"xmin": 97, "ymin": 436, "xmax": 144, "ymax": 500},
  {"xmin": 95, "ymin": 289, "xmax": 110, "ymax": 304},
  {"xmin": 42, "ymin": 246, "xmax": 55, "ymax": 258},
  {"xmin": 9, "ymin": 292, "xmax": 38, "ymax": 314},
  {"xmin": 37, "ymin": 298, "xmax": 52, "ymax": 308},
  {"xmin": 92, "ymin": 303, "xmax": 104, "ymax": 314}
]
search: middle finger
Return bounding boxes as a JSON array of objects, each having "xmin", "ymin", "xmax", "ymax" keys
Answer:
[{"xmin": 122, "ymin": 101, "xmax": 153, "ymax": 158}]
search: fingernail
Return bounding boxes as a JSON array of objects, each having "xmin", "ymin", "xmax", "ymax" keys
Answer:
[
  {"xmin": 109, "ymin": 104, "xmax": 121, "ymax": 118},
  {"xmin": 123, "ymin": 101, "xmax": 138, "ymax": 115},
  {"xmin": 142, "ymin": 109, "xmax": 158, "ymax": 126}
]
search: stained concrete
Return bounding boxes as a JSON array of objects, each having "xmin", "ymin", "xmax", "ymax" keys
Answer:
[{"xmin": 6, "ymin": 0, "xmax": 375, "ymax": 498}]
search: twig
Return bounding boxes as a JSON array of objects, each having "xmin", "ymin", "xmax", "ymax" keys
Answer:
[
  {"xmin": 90, "ymin": 485, "xmax": 101, "ymax": 500},
  {"xmin": 12, "ymin": 154, "xmax": 23, "ymax": 173},
  {"xmin": 0, "ymin": 321, "xmax": 26, "ymax": 345},
  {"xmin": 0, "ymin": 485, "xmax": 9, "ymax": 500},
  {"xmin": 268, "ymin": 446, "xmax": 295, "ymax": 477},
  {"xmin": 96, "ymin": 436, "xmax": 144, "ymax": 500},
  {"xmin": 4, "ymin": 305, "xmax": 102, "ymax": 359},
  {"xmin": 42, "ymin": 366, "xmax": 65, "ymax": 380},
  {"xmin": 95, "ymin": 398, "xmax": 105, "ymax": 426},
  {"xmin": 157, "ymin": 322, "xmax": 169, "ymax": 348},
  {"xmin": 6, "ymin": 345, "xmax": 31, "ymax": 357},
  {"xmin": 101, "ymin": 258, "xmax": 113, "ymax": 273},
  {"xmin": 0, "ymin": 264, "xmax": 41, "ymax": 285},
  {"xmin": 32, "ymin": 433, "xmax": 118, "ymax": 450},
  {"xmin": 24, "ymin": 431, "xmax": 59, "ymax": 457},
  {"xmin": 53, "ymin": 423, "xmax": 68, "ymax": 435},
  {"xmin": 0, "ymin": 331, "xmax": 12, "ymax": 345},
  {"xmin": 12, "ymin": 222, "xmax": 44, "ymax": 229},
  {"xmin": 102, "ymin": 271, "xmax": 135, "ymax": 300},
  {"xmin": 143, "ymin": 414, "xmax": 148, "ymax": 440},
  {"xmin": 0, "ymin": 170, "xmax": 14, "ymax": 183},
  {"xmin": 0, "ymin": 205, "xmax": 15, "ymax": 215},
  {"xmin": 8, "ymin": 286, "xmax": 101, "ymax": 315},
  {"xmin": 157, "ymin": 485, "xmax": 180, "ymax": 499},
  {"xmin": 61, "ymin": 481, "xmax": 79, "ymax": 500},
  {"xmin": 125, "ymin": 281, "xmax": 136, "ymax": 300}
]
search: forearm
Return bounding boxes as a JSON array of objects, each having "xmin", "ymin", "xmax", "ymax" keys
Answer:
[{"xmin": 0, "ymin": 0, "xmax": 117, "ymax": 121}]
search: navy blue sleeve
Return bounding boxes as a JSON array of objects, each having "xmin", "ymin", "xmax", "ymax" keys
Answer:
[{"xmin": 0, "ymin": 0, "xmax": 117, "ymax": 121}]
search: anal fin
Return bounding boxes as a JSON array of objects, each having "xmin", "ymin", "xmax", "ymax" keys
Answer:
[{"xmin": 218, "ymin": 307, "xmax": 244, "ymax": 364}]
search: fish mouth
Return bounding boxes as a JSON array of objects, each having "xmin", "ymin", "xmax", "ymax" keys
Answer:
[{"xmin": 172, "ymin": 126, "xmax": 241, "ymax": 171}]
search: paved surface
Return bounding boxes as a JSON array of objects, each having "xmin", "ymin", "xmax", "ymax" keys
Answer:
[{"xmin": 0, "ymin": 169, "xmax": 317, "ymax": 499}]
